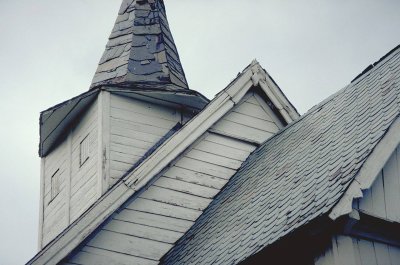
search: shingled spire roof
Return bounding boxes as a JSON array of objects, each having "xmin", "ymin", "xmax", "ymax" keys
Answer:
[{"xmin": 91, "ymin": 0, "xmax": 189, "ymax": 89}]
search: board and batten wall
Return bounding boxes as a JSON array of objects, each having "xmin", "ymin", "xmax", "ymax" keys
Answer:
[
  {"xmin": 40, "ymin": 100, "xmax": 99, "ymax": 248},
  {"xmin": 354, "ymin": 144, "xmax": 400, "ymax": 222},
  {"xmin": 315, "ymin": 235, "xmax": 400, "ymax": 265},
  {"xmin": 64, "ymin": 91, "xmax": 284, "ymax": 265}
]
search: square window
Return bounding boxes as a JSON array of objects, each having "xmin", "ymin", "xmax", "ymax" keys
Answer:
[
  {"xmin": 51, "ymin": 169, "xmax": 61, "ymax": 201},
  {"xmin": 80, "ymin": 134, "xmax": 90, "ymax": 166}
]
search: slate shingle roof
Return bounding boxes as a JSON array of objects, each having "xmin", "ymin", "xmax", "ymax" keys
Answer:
[
  {"xmin": 163, "ymin": 46, "xmax": 400, "ymax": 265},
  {"xmin": 91, "ymin": 0, "xmax": 189, "ymax": 89}
]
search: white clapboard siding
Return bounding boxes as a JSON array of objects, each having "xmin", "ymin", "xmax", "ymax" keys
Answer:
[
  {"xmin": 69, "ymin": 101, "xmax": 99, "ymax": 224},
  {"xmin": 41, "ymin": 99, "xmax": 101, "ymax": 248},
  {"xmin": 42, "ymin": 131, "xmax": 70, "ymax": 247},
  {"xmin": 65, "ymin": 91, "xmax": 284, "ymax": 264},
  {"xmin": 357, "ymin": 144, "xmax": 400, "ymax": 222},
  {"xmin": 108, "ymin": 94, "xmax": 181, "ymax": 186},
  {"xmin": 315, "ymin": 235, "xmax": 400, "ymax": 265},
  {"xmin": 70, "ymin": 246, "xmax": 158, "ymax": 265},
  {"xmin": 66, "ymin": 133, "xmax": 257, "ymax": 263},
  {"xmin": 210, "ymin": 92, "xmax": 281, "ymax": 143}
]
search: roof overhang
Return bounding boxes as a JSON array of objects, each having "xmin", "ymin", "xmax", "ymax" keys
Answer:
[{"xmin": 39, "ymin": 86, "xmax": 209, "ymax": 157}]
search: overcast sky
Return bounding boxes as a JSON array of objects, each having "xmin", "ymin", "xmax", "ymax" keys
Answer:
[{"xmin": 1, "ymin": 1, "xmax": 399, "ymax": 264}]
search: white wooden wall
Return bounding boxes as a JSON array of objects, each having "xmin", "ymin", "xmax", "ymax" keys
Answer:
[
  {"xmin": 40, "ymin": 100, "xmax": 99, "ymax": 247},
  {"xmin": 315, "ymin": 235, "xmax": 400, "ymax": 265},
  {"xmin": 108, "ymin": 94, "xmax": 183, "ymax": 186},
  {"xmin": 356, "ymin": 145, "xmax": 400, "ymax": 222},
  {"xmin": 41, "ymin": 137, "xmax": 69, "ymax": 248},
  {"xmin": 64, "ymin": 91, "xmax": 283, "ymax": 264},
  {"xmin": 210, "ymin": 92, "xmax": 282, "ymax": 144}
]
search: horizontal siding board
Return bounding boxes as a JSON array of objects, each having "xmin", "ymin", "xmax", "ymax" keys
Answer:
[
  {"xmin": 153, "ymin": 177, "xmax": 220, "ymax": 199},
  {"xmin": 163, "ymin": 166, "xmax": 227, "ymax": 190},
  {"xmin": 184, "ymin": 149, "xmax": 243, "ymax": 170},
  {"xmin": 110, "ymin": 134, "xmax": 154, "ymax": 150},
  {"xmin": 205, "ymin": 133, "xmax": 257, "ymax": 152},
  {"xmin": 223, "ymin": 111, "xmax": 279, "ymax": 132},
  {"xmin": 211, "ymin": 119, "xmax": 274, "ymax": 143},
  {"xmin": 110, "ymin": 118, "xmax": 168, "ymax": 137},
  {"xmin": 193, "ymin": 140, "xmax": 252, "ymax": 161},
  {"xmin": 139, "ymin": 186, "xmax": 212, "ymax": 211},
  {"xmin": 110, "ymin": 94, "xmax": 179, "ymax": 122},
  {"xmin": 233, "ymin": 101, "xmax": 273, "ymax": 121},
  {"xmin": 69, "ymin": 247, "xmax": 158, "ymax": 265},
  {"xmin": 110, "ymin": 160, "xmax": 133, "ymax": 173},
  {"xmin": 175, "ymin": 157, "xmax": 237, "ymax": 179},
  {"xmin": 114, "ymin": 210, "xmax": 193, "ymax": 233},
  {"xmin": 87, "ymin": 230, "xmax": 172, "ymax": 260},
  {"xmin": 110, "ymin": 151, "xmax": 141, "ymax": 165},
  {"xmin": 110, "ymin": 107, "xmax": 176, "ymax": 130},
  {"xmin": 126, "ymin": 198, "xmax": 202, "ymax": 221},
  {"xmin": 110, "ymin": 125, "xmax": 161, "ymax": 143},
  {"xmin": 110, "ymin": 169, "xmax": 127, "ymax": 180},
  {"xmin": 103, "ymin": 220, "xmax": 183, "ymax": 244},
  {"xmin": 110, "ymin": 142, "xmax": 148, "ymax": 157}
]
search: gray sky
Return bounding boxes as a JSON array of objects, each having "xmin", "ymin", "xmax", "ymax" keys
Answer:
[{"xmin": 0, "ymin": 0, "xmax": 399, "ymax": 264}]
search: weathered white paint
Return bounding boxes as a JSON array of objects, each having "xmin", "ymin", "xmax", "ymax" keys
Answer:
[
  {"xmin": 40, "ymin": 99, "xmax": 99, "ymax": 247},
  {"xmin": 356, "ymin": 144, "xmax": 400, "ymax": 222},
  {"xmin": 64, "ymin": 90, "xmax": 283, "ymax": 264},
  {"xmin": 108, "ymin": 94, "xmax": 182, "ymax": 185},
  {"xmin": 28, "ymin": 61, "xmax": 295, "ymax": 265},
  {"xmin": 315, "ymin": 235, "xmax": 400, "ymax": 265},
  {"xmin": 69, "ymin": 100, "xmax": 99, "ymax": 223},
  {"xmin": 210, "ymin": 92, "xmax": 280, "ymax": 144}
]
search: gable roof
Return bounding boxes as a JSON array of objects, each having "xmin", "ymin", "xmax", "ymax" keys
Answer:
[
  {"xmin": 162, "ymin": 45, "xmax": 400, "ymax": 265},
  {"xmin": 27, "ymin": 61, "xmax": 296, "ymax": 265},
  {"xmin": 91, "ymin": 0, "xmax": 189, "ymax": 89}
]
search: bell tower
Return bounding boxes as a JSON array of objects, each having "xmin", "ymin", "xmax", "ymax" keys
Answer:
[{"xmin": 37, "ymin": 0, "xmax": 208, "ymax": 249}]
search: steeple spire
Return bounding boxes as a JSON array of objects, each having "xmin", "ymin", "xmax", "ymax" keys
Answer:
[{"xmin": 91, "ymin": 0, "xmax": 189, "ymax": 89}]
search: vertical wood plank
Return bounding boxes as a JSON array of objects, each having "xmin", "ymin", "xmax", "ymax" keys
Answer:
[
  {"xmin": 314, "ymin": 241, "xmax": 334, "ymax": 265},
  {"xmin": 359, "ymin": 188, "xmax": 374, "ymax": 214},
  {"xmin": 66, "ymin": 133, "xmax": 72, "ymax": 225},
  {"xmin": 99, "ymin": 91, "xmax": 111, "ymax": 194},
  {"xmin": 373, "ymin": 241, "xmax": 391, "ymax": 265},
  {"xmin": 382, "ymin": 147, "xmax": 400, "ymax": 222},
  {"xmin": 333, "ymin": 236, "xmax": 359, "ymax": 265},
  {"xmin": 358, "ymin": 239, "xmax": 377, "ymax": 265},
  {"xmin": 371, "ymin": 172, "xmax": 387, "ymax": 219},
  {"xmin": 37, "ymin": 158, "xmax": 45, "ymax": 250},
  {"xmin": 388, "ymin": 245, "xmax": 400, "ymax": 265}
]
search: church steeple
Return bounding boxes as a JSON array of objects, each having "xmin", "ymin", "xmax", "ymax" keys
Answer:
[{"xmin": 91, "ymin": 0, "xmax": 189, "ymax": 89}]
